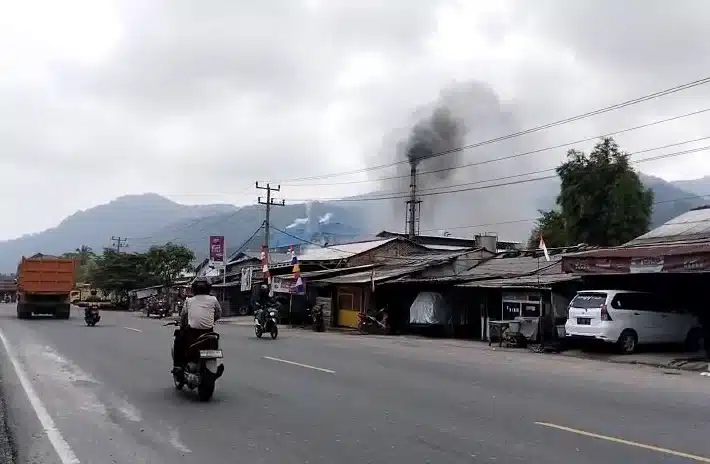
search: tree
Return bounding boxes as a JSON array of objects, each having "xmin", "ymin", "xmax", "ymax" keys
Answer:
[
  {"xmin": 145, "ymin": 243, "xmax": 195, "ymax": 287},
  {"xmin": 62, "ymin": 245, "xmax": 96, "ymax": 283},
  {"xmin": 89, "ymin": 249, "xmax": 158, "ymax": 302},
  {"xmin": 530, "ymin": 137, "xmax": 654, "ymax": 247},
  {"xmin": 527, "ymin": 209, "xmax": 567, "ymax": 249}
]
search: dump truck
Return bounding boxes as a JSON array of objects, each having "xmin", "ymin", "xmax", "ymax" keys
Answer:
[{"xmin": 16, "ymin": 254, "xmax": 77, "ymax": 319}]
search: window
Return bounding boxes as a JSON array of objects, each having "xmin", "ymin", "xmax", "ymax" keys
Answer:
[
  {"xmin": 338, "ymin": 292, "xmax": 354, "ymax": 311},
  {"xmin": 571, "ymin": 293, "xmax": 607, "ymax": 309}
]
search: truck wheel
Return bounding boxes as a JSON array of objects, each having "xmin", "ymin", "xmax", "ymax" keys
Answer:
[{"xmin": 17, "ymin": 304, "xmax": 31, "ymax": 319}]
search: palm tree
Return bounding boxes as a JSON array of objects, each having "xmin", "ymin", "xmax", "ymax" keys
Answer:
[{"xmin": 75, "ymin": 245, "xmax": 95, "ymax": 266}]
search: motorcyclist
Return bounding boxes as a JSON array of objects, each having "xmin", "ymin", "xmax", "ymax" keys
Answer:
[
  {"xmin": 172, "ymin": 277, "xmax": 222, "ymax": 372},
  {"xmin": 84, "ymin": 289, "xmax": 100, "ymax": 319},
  {"xmin": 255, "ymin": 284, "xmax": 271, "ymax": 326}
]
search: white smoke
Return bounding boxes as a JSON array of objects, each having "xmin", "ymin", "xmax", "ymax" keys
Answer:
[{"xmin": 285, "ymin": 217, "xmax": 309, "ymax": 229}]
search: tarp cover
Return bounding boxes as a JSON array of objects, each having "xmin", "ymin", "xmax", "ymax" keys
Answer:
[{"xmin": 409, "ymin": 291, "xmax": 452, "ymax": 325}]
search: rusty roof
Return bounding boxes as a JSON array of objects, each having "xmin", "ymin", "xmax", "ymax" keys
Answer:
[
  {"xmin": 563, "ymin": 241, "xmax": 710, "ymax": 259},
  {"xmin": 456, "ymin": 273, "xmax": 579, "ymax": 288}
]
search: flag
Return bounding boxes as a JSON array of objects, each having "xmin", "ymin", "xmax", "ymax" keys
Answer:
[
  {"xmin": 290, "ymin": 246, "xmax": 304, "ymax": 294},
  {"xmin": 261, "ymin": 245, "xmax": 271, "ymax": 283},
  {"xmin": 370, "ymin": 268, "xmax": 376, "ymax": 293},
  {"xmin": 538, "ymin": 235, "xmax": 550, "ymax": 262}
]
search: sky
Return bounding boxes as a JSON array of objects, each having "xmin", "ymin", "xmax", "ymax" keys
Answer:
[{"xmin": 2, "ymin": 0, "xmax": 710, "ymax": 240}]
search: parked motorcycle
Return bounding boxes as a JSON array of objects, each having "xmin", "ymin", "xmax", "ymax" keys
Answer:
[
  {"xmin": 84, "ymin": 303, "xmax": 100, "ymax": 327},
  {"xmin": 254, "ymin": 305, "xmax": 279, "ymax": 339},
  {"xmin": 357, "ymin": 307, "xmax": 389, "ymax": 335},
  {"xmin": 311, "ymin": 304, "xmax": 325, "ymax": 332},
  {"xmin": 167, "ymin": 320, "xmax": 224, "ymax": 402}
]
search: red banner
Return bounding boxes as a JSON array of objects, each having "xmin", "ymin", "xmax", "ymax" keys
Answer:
[{"xmin": 209, "ymin": 236, "xmax": 225, "ymax": 263}]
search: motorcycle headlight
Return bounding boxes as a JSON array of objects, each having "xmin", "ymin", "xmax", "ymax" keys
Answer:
[{"xmin": 269, "ymin": 311, "xmax": 276, "ymax": 317}]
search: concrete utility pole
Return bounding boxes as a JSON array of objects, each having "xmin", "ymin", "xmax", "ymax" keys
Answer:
[
  {"xmin": 111, "ymin": 236, "xmax": 128, "ymax": 253},
  {"xmin": 256, "ymin": 182, "xmax": 285, "ymax": 253}
]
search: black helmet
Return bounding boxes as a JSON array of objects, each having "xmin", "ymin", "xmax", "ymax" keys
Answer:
[
  {"xmin": 90, "ymin": 289, "xmax": 97, "ymax": 296},
  {"xmin": 191, "ymin": 277, "xmax": 212, "ymax": 295}
]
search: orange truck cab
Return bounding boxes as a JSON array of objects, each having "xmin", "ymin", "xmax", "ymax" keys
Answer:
[{"xmin": 16, "ymin": 255, "xmax": 77, "ymax": 319}]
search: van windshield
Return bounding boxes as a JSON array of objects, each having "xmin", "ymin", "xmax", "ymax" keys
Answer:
[{"xmin": 571, "ymin": 293, "xmax": 607, "ymax": 309}]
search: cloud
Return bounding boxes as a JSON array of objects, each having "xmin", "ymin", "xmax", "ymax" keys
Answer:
[{"xmin": 2, "ymin": 0, "xmax": 710, "ymax": 241}]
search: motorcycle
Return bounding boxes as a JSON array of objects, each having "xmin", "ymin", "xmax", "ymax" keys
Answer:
[
  {"xmin": 167, "ymin": 320, "xmax": 224, "ymax": 402},
  {"xmin": 254, "ymin": 305, "xmax": 279, "ymax": 339},
  {"xmin": 357, "ymin": 307, "xmax": 389, "ymax": 335},
  {"xmin": 311, "ymin": 304, "xmax": 325, "ymax": 332},
  {"xmin": 84, "ymin": 303, "xmax": 100, "ymax": 326}
]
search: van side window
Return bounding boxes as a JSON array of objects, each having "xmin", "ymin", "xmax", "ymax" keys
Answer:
[{"xmin": 611, "ymin": 294, "xmax": 631, "ymax": 310}]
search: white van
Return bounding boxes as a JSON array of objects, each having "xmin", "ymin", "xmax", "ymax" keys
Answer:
[{"xmin": 565, "ymin": 290, "xmax": 703, "ymax": 354}]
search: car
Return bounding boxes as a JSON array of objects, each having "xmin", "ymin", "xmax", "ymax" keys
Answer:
[{"xmin": 565, "ymin": 290, "xmax": 704, "ymax": 355}]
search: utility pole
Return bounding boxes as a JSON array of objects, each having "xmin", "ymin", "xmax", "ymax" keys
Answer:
[
  {"xmin": 256, "ymin": 182, "xmax": 285, "ymax": 253},
  {"xmin": 111, "ymin": 236, "xmax": 128, "ymax": 253}
]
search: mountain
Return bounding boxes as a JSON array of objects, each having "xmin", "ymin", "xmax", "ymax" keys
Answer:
[
  {"xmin": 641, "ymin": 174, "xmax": 707, "ymax": 227},
  {"xmin": 0, "ymin": 174, "xmax": 705, "ymax": 272},
  {"xmin": 671, "ymin": 176, "xmax": 710, "ymax": 199},
  {"xmin": 0, "ymin": 194, "xmax": 238, "ymax": 272},
  {"xmin": 0, "ymin": 194, "xmax": 370, "ymax": 271}
]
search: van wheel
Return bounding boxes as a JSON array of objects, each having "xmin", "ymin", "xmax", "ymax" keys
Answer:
[
  {"xmin": 685, "ymin": 328, "xmax": 704, "ymax": 353},
  {"xmin": 618, "ymin": 330, "xmax": 638, "ymax": 355}
]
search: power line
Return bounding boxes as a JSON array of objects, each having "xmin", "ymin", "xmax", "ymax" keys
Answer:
[
  {"xmin": 256, "ymin": 182, "xmax": 285, "ymax": 251},
  {"xmin": 271, "ymin": 192, "xmax": 710, "ymax": 262},
  {"xmin": 377, "ymin": 193, "xmax": 710, "ymax": 235},
  {"xmin": 111, "ymin": 236, "xmax": 128, "ymax": 252},
  {"xmin": 267, "ymin": 75, "xmax": 710, "ymax": 183},
  {"xmin": 280, "ymin": 108, "xmax": 710, "ymax": 188},
  {"xmin": 281, "ymin": 143, "xmax": 710, "ymax": 203},
  {"xmin": 225, "ymin": 223, "xmax": 265, "ymax": 262}
]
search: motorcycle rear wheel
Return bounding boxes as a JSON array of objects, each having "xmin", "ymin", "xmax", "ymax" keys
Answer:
[
  {"xmin": 198, "ymin": 380, "xmax": 214, "ymax": 401},
  {"xmin": 255, "ymin": 326, "xmax": 263, "ymax": 338},
  {"xmin": 173, "ymin": 373, "xmax": 185, "ymax": 390}
]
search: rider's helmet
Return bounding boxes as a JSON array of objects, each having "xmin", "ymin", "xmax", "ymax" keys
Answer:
[
  {"xmin": 90, "ymin": 289, "xmax": 97, "ymax": 296},
  {"xmin": 191, "ymin": 277, "xmax": 212, "ymax": 296}
]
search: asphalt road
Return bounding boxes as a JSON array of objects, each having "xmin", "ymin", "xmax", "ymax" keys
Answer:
[{"xmin": 1, "ymin": 303, "xmax": 710, "ymax": 463}]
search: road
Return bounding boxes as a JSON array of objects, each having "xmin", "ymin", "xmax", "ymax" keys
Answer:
[{"xmin": 0, "ymin": 303, "xmax": 709, "ymax": 463}]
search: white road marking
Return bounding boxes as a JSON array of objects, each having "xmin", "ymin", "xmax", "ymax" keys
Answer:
[
  {"xmin": 262, "ymin": 356, "xmax": 335, "ymax": 374},
  {"xmin": 123, "ymin": 327, "xmax": 142, "ymax": 332},
  {"xmin": 0, "ymin": 328, "xmax": 80, "ymax": 464},
  {"xmin": 535, "ymin": 421, "xmax": 710, "ymax": 462}
]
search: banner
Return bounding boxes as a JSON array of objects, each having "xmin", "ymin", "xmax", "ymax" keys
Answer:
[
  {"xmin": 240, "ymin": 267, "xmax": 253, "ymax": 292},
  {"xmin": 209, "ymin": 236, "xmax": 225, "ymax": 264},
  {"xmin": 271, "ymin": 276, "xmax": 298, "ymax": 294}
]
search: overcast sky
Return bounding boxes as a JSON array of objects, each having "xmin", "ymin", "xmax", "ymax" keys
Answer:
[{"xmin": 2, "ymin": 0, "xmax": 710, "ymax": 240}]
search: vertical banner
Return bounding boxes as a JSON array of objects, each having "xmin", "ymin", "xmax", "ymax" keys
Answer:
[{"xmin": 209, "ymin": 236, "xmax": 225, "ymax": 264}]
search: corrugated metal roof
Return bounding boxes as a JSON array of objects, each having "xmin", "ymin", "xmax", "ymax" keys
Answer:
[
  {"xmin": 423, "ymin": 244, "xmax": 471, "ymax": 251},
  {"xmin": 457, "ymin": 273, "xmax": 579, "ymax": 288},
  {"xmin": 298, "ymin": 238, "xmax": 397, "ymax": 261},
  {"xmin": 317, "ymin": 265, "xmax": 426, "ymax": 284},
  {"xmin": 626, "ymin": 206, "xmax": 710, "ymax": 246},
  {"xmin": 313, "ymin": 250, "xmax": 470, "ymax": 285},
  {"xmin": 459, "ymin": 254, "xmax": 562, "ymax": 278}
]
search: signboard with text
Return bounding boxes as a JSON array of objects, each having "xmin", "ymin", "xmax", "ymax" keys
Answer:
[{"xmin": 209, "ymin": 236, "xmax": 225, "ymax": 265}]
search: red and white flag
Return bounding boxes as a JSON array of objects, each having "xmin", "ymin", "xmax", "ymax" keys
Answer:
[{"xmin": 538, "ymin": 235, "xmax": 551, "ymax": 262}]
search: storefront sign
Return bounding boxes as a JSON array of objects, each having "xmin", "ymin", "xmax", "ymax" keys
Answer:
[
  {"xmin": 662, "ymin": 254, "xmax": 710, "ymax": 272},
  {"xmin": 209, "ymin": 236, "xmax": 225, "ymax": 264},
  {"xmin": 629, "ymin": 257, "xmax": 664, "ymax": 274},
  {"xmin": 562, "ymin": 257, "xmax": 630, "ymax": 274}
]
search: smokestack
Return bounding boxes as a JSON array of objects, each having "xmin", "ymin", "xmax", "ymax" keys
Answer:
[
  {"xmin": 401, "ymin": 105, "xmax": 464, "ymax": 239},
  {"xmin": 406, "ymin": 162, "xmax": 420, "ymax": 238}
]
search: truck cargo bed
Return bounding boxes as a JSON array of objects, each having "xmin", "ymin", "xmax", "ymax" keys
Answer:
[{"xmin": 17, "ymin": 257, "xmax": 76, "ymax": 294}]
